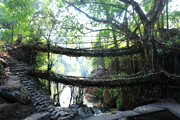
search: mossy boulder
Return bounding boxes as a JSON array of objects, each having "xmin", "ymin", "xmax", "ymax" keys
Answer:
[{"xmin": 0, "ymin": 87, "xmax": 30, "ymax": 104}]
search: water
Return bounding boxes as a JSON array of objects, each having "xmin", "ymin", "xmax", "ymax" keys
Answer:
[
  {"xmin": 50, "ymin": 53, "xmax": 105, "ymax": 114},
  {"xmin": 59, "ymin": 86, "xmax": 72, "ymax": 107},
  {"xmin": 51, "ymin": 83, "xmax": 77, "ymax": 107},
  {"xmin": 83, "ymin": 96, "xmax": 103, "ymax": 115},
  {"xmin": 51, "ymin": 82, "xmax": 104, "ymax": 115}
]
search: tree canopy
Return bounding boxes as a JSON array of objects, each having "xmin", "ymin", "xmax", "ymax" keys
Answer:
[{"xmin": 0, "ymin": 0, "xmax": 180, "ymax": 82}]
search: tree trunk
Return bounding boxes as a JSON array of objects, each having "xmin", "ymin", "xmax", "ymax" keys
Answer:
[
  {"xmin": 47, "ymin": 40, "xmax": 51, "ymax": 95},
  {"xmin": 11, "ymin": 23, "xmax": 14, "ymax": 44},
  {"xmin": 143, "ymin": 23, "xmax": 155, "ymax": 72},
  {"xmin": 166, "ymin": 0, "xmax": 169, "ymax": 30},
  {"xmin": 112, "ymin": 27, "xmax": 120, "ymax": 73}
]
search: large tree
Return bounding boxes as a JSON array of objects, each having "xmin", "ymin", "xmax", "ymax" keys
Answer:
[{"xmin": 3, "ymin": 0, "xmax": 180, "ymax": 86}]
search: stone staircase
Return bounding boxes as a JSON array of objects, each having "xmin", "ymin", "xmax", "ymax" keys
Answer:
[{"xmin": 4, "ymin": 56, "xmax": 77, "ymax": 120}]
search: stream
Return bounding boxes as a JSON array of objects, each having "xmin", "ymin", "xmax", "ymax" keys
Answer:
[
  {"xmin": 50, "ymin": 54, "xmax": 105, "ymax": 115},
  {"xmin": 51, "ymin": 83, "xmax": 104, "ymax": 115}
]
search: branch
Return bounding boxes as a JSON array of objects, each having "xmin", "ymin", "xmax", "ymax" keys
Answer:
[
  {"xmin": 66, "ymin": 1, "xmax": 138, "ymax": 40},
  {"xmin": 71, "ymin": 1, "xmax": 131, "ymax": 13},
  {"xmin": 118, "ymin": 0, "xmax": 148, "ymax": 24},
  {"xmin": 155, "ymin": 39, "xmax": 180, "ymax": 51},
  {"xmin": 83, "ymin": 26, "xmax": 123, "ymax": 35},
  {"xmin": 148, "ymin": 0, "xmax": 168, "ymax": 25}
]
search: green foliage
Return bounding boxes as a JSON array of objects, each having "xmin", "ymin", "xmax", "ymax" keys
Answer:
[
  {"xmin": 96, "ymin": 88, "xmax": 104, "ymax": 99},
  {"xmin": 169, "ymin": 10, "xmax": 180, "ymax": 28},
  {"xmin": 0, "ymin": 29, "xmax": 11, "ymax": 42},
  {"xmin": 116, "ymin": 98, "xmax": 122, "ymax": 110},
  {"xmin": 35, "ymin": 52, "xmax": 48, "ymax": 69},
  {"xmin": 0, "ymin": 0, "xmax": 39, "ymax": 43},
  {"xmin": 95, "ymin": 87, "xmax": 123, "ymax": 110},
  {"xmin": 37, "ymin": 78, "xmax": 49, "ymax": 92},
  {"xmin": 142, "ymin": 0, "xmax": 154, "ymax": 13}
]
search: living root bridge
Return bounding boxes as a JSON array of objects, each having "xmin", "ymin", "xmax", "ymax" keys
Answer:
[
  {"xmin": 29, "ymin": 69, "xmax": 180, "ymax": 88},
  {"xmin": 14, "ymin": 43, "xmax": 142, "ymax": 57}
]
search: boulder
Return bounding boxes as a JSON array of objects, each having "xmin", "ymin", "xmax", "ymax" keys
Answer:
[
  {"xmin": 103, "ymin": 89, "xmax": 116, "ymax": 108},
  {"xmin": 0, "ymin": 88, "xmax": 30, "ymax": 104},
  {"xmin": 77, "ymin": 106, "xmax": 94, "ymax": 117},
  {"xmin": 73, "ymin": 106, "xmax": 94, "ymax": 119},
  {"xmin": 0, "ymin": 58, "xmax": 8, "ymax": 67},
  {"xmin": 0, "ymin": 102, "xmax": 33, "ymax": 120}
]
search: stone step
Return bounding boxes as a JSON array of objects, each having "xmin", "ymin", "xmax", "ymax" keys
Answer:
[
  {"xmin": 18, "ymin": 76, "xmax": 27, "ymax": 79},
  {"xmin": 36, "ymin": 101, "xmax": 49, "ymax": 106},
  {"xmin": 10, "ymin": 69, "xmax": 28, "ymax": 72},
  {"xmin": 51, "ymin": 111, "xmax": 70, "ymax": 120},
  {"xmin": 24, "ymin": 87, "xmax": 36, "ymax": 92},
  {"xmin": 18, "ymin": 74, "xmax": 27, "ymax": 77},
  {"xmin": 20, "ymin": 79, "xmax": 31, "ymax": 82},
  {"xmin": 50, "ymin": 109, "xmax": 58, "ymax": 116},
  {"xmin": 51, "ymin": 111, "xmax": 61, "ymax": 120},
  {"xmin": 34, "ymin": 105, "xmax": 47, "ymax": 112},
  {"xmin": 23, "ymin": 82, "xmax": 35, "ymax": 86},
  {"xmin": 11, "ymin": 72, "xmax": 27, "ymax": 75},
  {"xmin": 48, "ymin": 108, "xmax": 54, "ymax": 112},
  {"xmin": 6, "ymin": 57, "xmax": 78, "ymax": 120},
  {"xmin": 57, "ymin": 115, "xmax": 72, "ymax": 120},
  {"xmin": 36, "ymin": 100, "xmax": 46, "ymax": 105},
  {"xmin": 26, "ymin": 87, "xmax": 35, "ymax": 91},
  {"xmin": 31, "ymin": 92, "xmax": 41, "ymax": 97},
  {"xmin": 10, "ymin": 66, "xmax": 27, "ymax": 69},
  {"xmin": 31, "ymin": 95, "xmax": 40, "ymax": 100},
  {"xmin": 34, "ymin": 97, "xmax": 45, "ymax": 103},
  {"xmin": 29, "ymin": 90, "xmax": 37, "ymax": 94},
  {"xmin": 25, "ymin": 83, "xmax": 35, "ymax": 86}
]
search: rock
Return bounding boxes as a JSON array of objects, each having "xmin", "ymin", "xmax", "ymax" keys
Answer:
[
  {"xmin": 59, "ymin": 111, "xmax": 69, "ymax": 116},
  {"xmin": 0, "ymin": 102, "xmax": 33, "ymax": 120},
  {"xmin": 57, "ymin": 115, "xmax": 71, "ymax": 120},
  {"xmin": 133, "ymin": 105, "xmax": 164, "ymax": 114},
  {"xmin": 77, "ymin": 106, "xmax": 94, "ymax": 118},
  {"xmin": 103, "ymin": 89, "xmax": 116, "ymax": 108},
  {"xmin": 86, "ymin": 113, "xmax": 120, "ymax": 120},
  {"xmin": 91, "ymin": 68, "xmax": 109, "ymax": 78},
  {"xmin": 0, "ymin": 88, "xmax": 30, "ymax": 104},
  {"xmin": 0, "ymin": 88, "xmax": 17, "ymax": 103},
  {"xmin": 151, "ymin": 102, "xmax": 180, "ymax": 118},
  {"xmin": 0, "ymin": 76, "xmax": 20, "ymax": 89},
  {"xmin": 24, "ymin": 112, "xmax": 50, "ymax": 120},
  {"xmin": 85, "ymin": 87, "xmax": 99, "ymax": 98},
  {"xmin": 116, "ymin": 110, "xmax": 140, "ymax": 118},
  {"xmin": 0, "ymin": 58, "xmax": 8, "ymax": 68},
  {"xmin": 85, "ymin": 93, "xmax": 97, "ymax": 102},
  {"xmin": 0, "ymin": 103, "xmax": 8, "ymax": 112},
  {"xmin": 69, "ymin": 104, "xmax": 80, "ymax": 109},
  {"xmin": 86, "ymin": 111, "xmax": 139, "ymax": 120}
]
